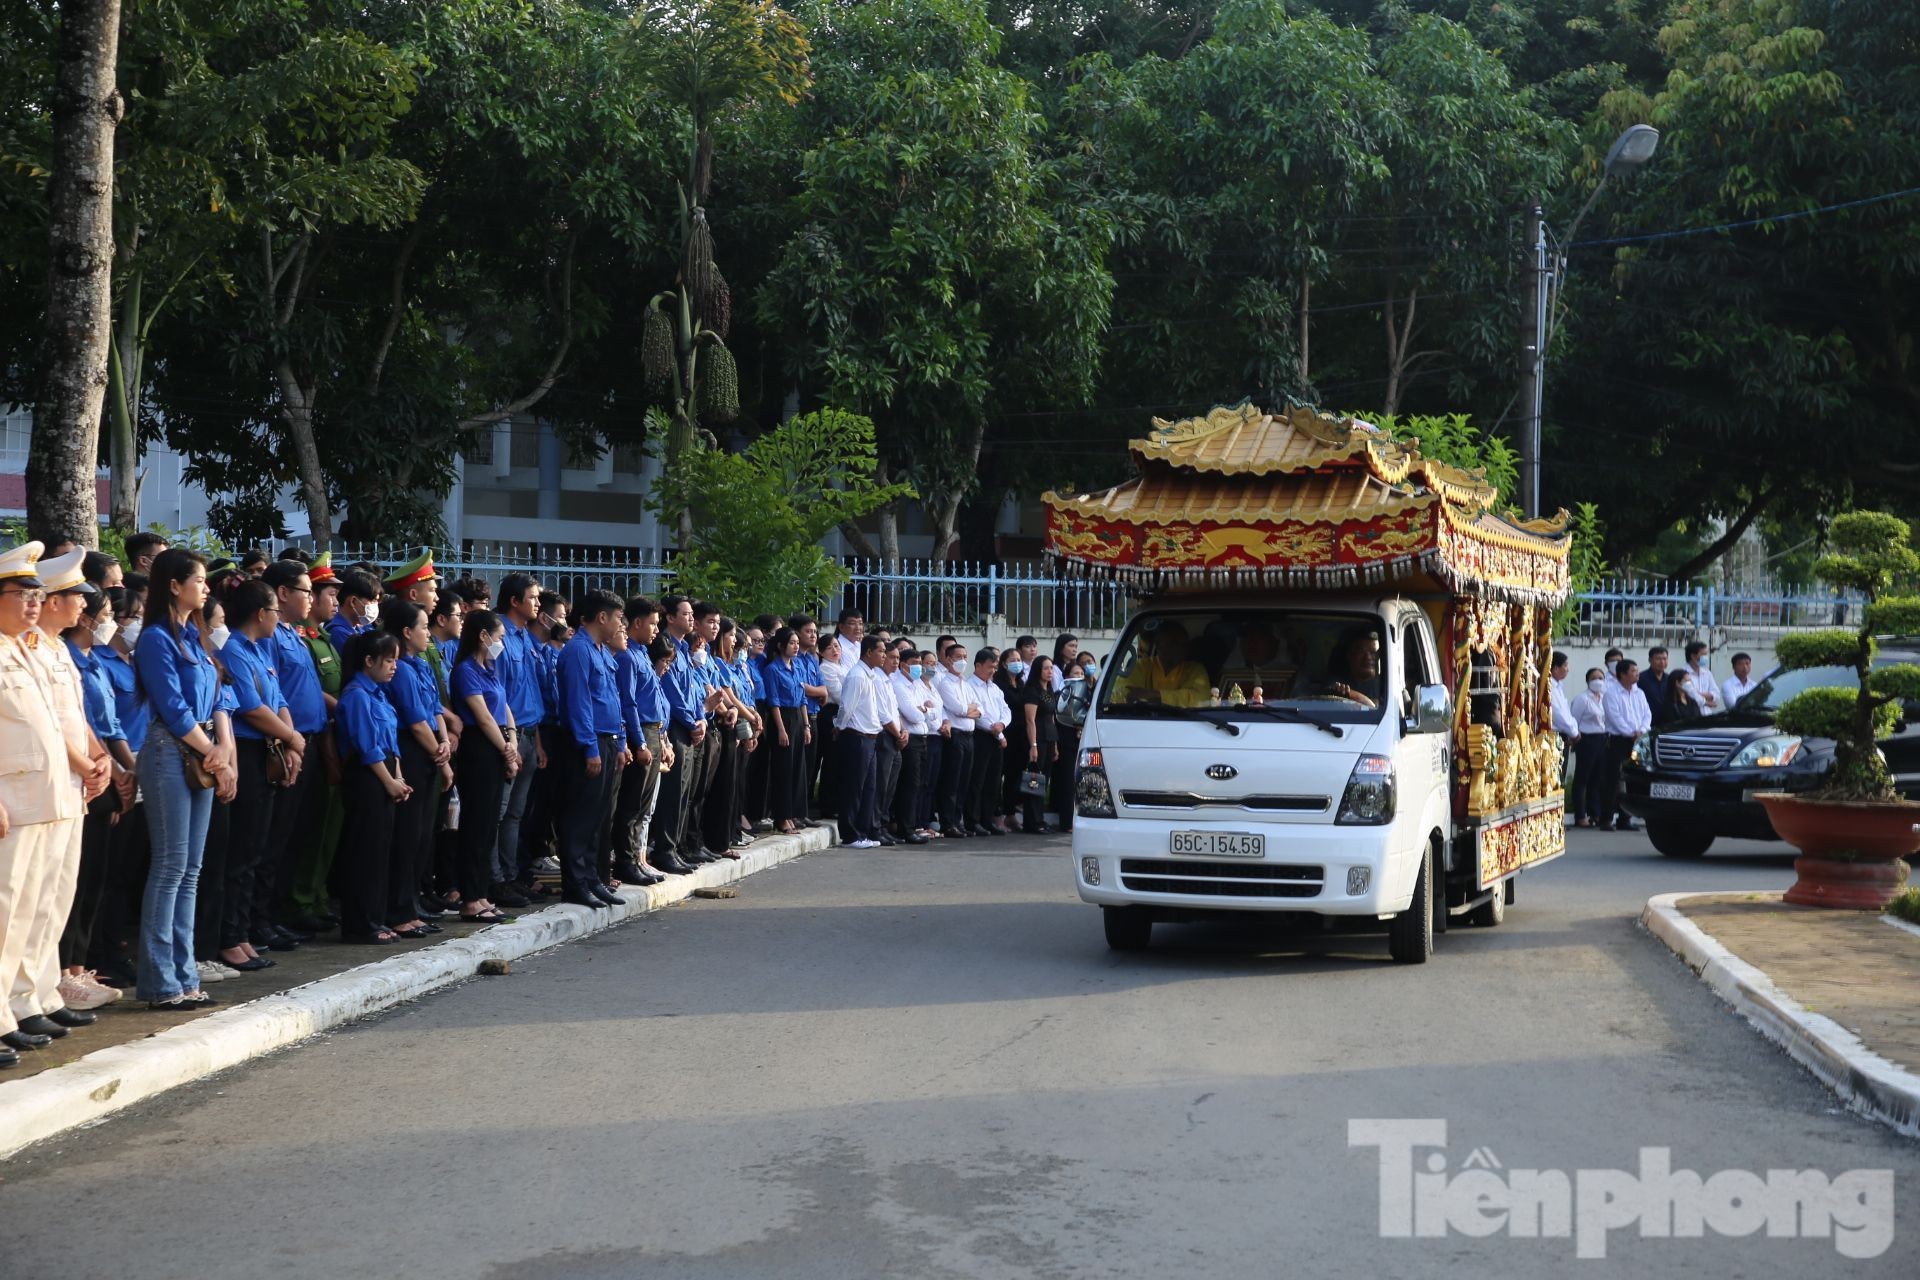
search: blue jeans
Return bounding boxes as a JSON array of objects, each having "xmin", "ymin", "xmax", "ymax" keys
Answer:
[{"xmin": 137, "ymin": 729, "xmax": 213, "ymax": 1000}]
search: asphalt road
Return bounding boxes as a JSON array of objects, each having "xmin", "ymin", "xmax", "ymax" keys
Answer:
[{"xmin": 6, "ymin": 828, "xmax": 1916, "ymax": 1279}]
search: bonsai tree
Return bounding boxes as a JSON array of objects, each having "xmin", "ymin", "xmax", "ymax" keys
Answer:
[{"xmin": 1769, "ymin": 511, "xmax": 1920, "ymax": 801}]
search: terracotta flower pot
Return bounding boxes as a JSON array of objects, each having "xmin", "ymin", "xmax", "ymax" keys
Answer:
[{"xmin": 1756, "ymin": 792, "xmax": 1920, "ymax": 910}]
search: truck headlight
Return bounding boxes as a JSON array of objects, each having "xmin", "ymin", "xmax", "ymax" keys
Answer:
[
  {"xmin": 1727, "ymin": 734, "xmax": 1802, "ymax": 769},
  {"xmin": 1335, "ymin": 754, "xmax": 1395, "ymax": 826},
  {"xmin": 1630, "ymin": 732, "xmax": 1652, "ymax": 766},
  {"xmin": 1076, "ymin": 747, "xmax": 1115, "ymax": 819}
]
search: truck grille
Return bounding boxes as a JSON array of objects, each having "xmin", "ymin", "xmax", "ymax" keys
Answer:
[
  {"xmin": 1119, "ymin": 858, "xmax": 1324, "ymax": 898},
  {"xmin": 1121, "ymin": 791, "xmax": 1329, "ymax": 812},
  {"xmin": 1652, "ymin": 732, "xmax": 1742, "ymax": 770}
]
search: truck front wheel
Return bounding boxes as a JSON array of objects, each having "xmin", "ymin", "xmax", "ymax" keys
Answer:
[
  {"xmin": 1388, "ymin": 844, "xmax": 1434, "ymax": 964},
  {"xmin": 1103, "ymin": 906, "xmax": 1153, "ymax": 951}
]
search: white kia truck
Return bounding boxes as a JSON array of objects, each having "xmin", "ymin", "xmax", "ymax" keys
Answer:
[{"xmin": 1043, "ymin": 401, "xmax": 1574, "ymax": 962}]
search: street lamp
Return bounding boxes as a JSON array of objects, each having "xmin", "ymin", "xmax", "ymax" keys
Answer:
[{"xmin": 1520, "ymin": 124, "xmax": 1660, "ymax": 519}]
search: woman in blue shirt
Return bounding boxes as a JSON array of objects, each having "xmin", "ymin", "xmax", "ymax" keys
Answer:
[
  {"xmin": 133, "ymin": 549, "xmax": 234, "ymax": 1009},
  {"xmin": 59, "ymin": 589, "xmax": 135, "ymax": 995},
  {"xmin": 762, "ymin": 626, "xmax": 811, "ymax": 834},
  {"xmin": 699, "ymin": 621, "xmax": 762, "ymax": 858},
  {"xmin": 380, "ymin": 603, "xmax": 446, "ymax": 937},
  {"xmin": 450, "ymin": 609, "xmax": 519, "ymax": 924},
  {"xmin": 334, "ymin": 631, "xmax": 410, "ymax": 943}
]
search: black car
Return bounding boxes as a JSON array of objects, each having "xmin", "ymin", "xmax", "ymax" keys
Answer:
[{"xmin": 1619, "ymin": 648, "xmax": 1920, "ymax": 857}]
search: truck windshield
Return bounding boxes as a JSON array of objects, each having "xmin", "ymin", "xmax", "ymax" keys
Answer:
[{"xmin": 1097, "ymin": 609, "xmax": 1389, "ymax": 724}]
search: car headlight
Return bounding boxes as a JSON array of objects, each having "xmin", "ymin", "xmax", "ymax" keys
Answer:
[
  {"xmin": 1076, "ymin": 747, "xmax": 1115, "ymax": 819},
  {"xmin": 1727, "ymin": 735, "xmax": 1803, "ymax": 769},
  {"xmin": 1630, "ymin": 732, "xmax": 1652, "ymax": 766},
  {"xmin": 1336, "ymin": 754, "xmax": 1395, "ymax": 826}
]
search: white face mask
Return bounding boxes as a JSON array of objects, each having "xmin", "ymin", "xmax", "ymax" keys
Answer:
[
  {"xmin": 485, "ymin": 638, "xmax": 505, "ymax": 661},
  {"xmin": 120, "ymin": 618, "xmax": 142, "ymax": 647},
  {"xmin": 1588, "ymin": 678, "xmax": 1605, "ymax": 694},
  {"xmin": 950, "ymin": 660, "xmax": 966, "ymax": 675},
  {"xmin": 209, "ymin": 625, "xmax": 232, "ymax": 650},
  {"xmin": 692, "ymin": 649, "xmax": 709, "ymax": 667},
  {"xmin": 93, "ymin": 618, "xmax": 117, "ymax": 646}
]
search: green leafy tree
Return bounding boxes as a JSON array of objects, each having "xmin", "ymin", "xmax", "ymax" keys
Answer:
[
  {"xmin": 1768, "ymin": 511, "xmax": 1920, "ymax": 800},
  {"xmin": 649, "ymin": 407, "xmax": 912, "ymax": 617},
  {"xmin": 761, "ymin": 0, "xmax": 1114, "ymax": 562}
]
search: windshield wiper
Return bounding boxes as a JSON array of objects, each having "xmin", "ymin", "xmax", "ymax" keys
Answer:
[
  {"xmin": 1104, "ymin": 702, "xmax": 1241, "ymax": 736},
  {"xmin": 1234, "ymin": 704, "xmax": 1346, "ymax": 738}
]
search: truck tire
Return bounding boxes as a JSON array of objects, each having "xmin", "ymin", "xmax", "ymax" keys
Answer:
[
  {"xmin": 1103, "ymin": 906, "xmax": 1153, "ymax": 952},
  {"xmin": 1388, "ymin": 844, "xmax": 1434, "ymax": 964},
  {"xmin": 1647, "ymin": 823, "xmax": 1715, "ymax": 858},
  {"xmin": 1466, "ymin": 878, "xmax": 1507, "ymax": 927}
]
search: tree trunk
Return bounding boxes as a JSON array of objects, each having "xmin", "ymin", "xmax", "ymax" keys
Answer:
[
  {"xmin": 275, "ymin": 360, "xmax": 331, "ymax": 546},
  {"xmin": 927, "ymin": 420, "xmax": 987, "ymax": 563},
  {"xmin": 876, "ymin": 463, "xmax": 902, "ymax": 623},
  {"xmin": 107, "ymin": 260, "xmax": 140, "ymax": 530},
  {"xmin": 28, "ymin": 0, "xmax": 122, "ymax": 548}
]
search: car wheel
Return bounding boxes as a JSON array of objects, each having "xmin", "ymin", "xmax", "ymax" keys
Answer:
[
  {"xmin": 1466, "ymin": 878, "xmax": 1507, "ymax": 927},
  {"xmin": 1388, "ymin": 843, "xmax": 1434, "ymax": 964},
  {"xmin": 1102, "ymin": 906, "xmax": 1152, "ymax": 951},
  {"xmin": 1647, "ymin": 823, "xmax": 1715, "ymax": 858}
]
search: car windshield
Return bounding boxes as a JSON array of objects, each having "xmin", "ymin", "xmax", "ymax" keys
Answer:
[
  {"xmin": 1733, "ymin": 664, "xmax": 1856, "ymax": 714},
  {"xmin": 1097, "ymin": 609, "xmax": 1389, "ymax": 724}
]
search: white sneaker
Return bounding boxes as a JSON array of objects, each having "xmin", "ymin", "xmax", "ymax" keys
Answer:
[
  {"xmin": 197, "ymin": 960, "xmax": 236, "ymax": 983},
  {"xmin": 847, "ymin": 838, "xmax": 880, "ymax": 849},
  {"xmin": 58, "ymin": 972, "xmax": 121, "ymax": 1010},
  {"xmin": 532, "ymin": 856, "xmax": 561, "ymax": 874}
]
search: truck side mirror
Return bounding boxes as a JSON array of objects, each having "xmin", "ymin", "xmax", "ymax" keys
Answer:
[{"xmin": 1406, "ymin": 683, "xmax": 1451, "ymax": 735}]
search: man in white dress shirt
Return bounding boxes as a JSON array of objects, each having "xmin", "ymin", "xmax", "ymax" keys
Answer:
[
  {"xmin": 1720, "ymin": 652, "xmax": 1759, "ymax": 710},
  {"xmin": 1600, "ymin": 659, "xmax": 1652, "ymax": 832},
  {"xmin": 871, "ymin": 646, "xmax": 906, "ymax": 844},
  {"xmin": 833, "ymin": 635, "xmax": 890, "ymax": 848},
  {"xmin": 965, "ymin": 649, "xmax": 1010, "ymax": 836},
  {"xmin": 935, "ymin": 643, "xmax": 979, "ymax": 836},
  {"xmin": 891, "ymin": 651, "xmax": 936, "ymax": 843},
  {"xmin": 1683, "ymin": 641, "xmax": 1723, "ymax": 715},
  {"xmin": 1548, "ymin": 651, "xmax": 1580, "ymax": 751}
]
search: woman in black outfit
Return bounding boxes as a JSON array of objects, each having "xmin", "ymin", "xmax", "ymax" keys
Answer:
[
  {"xmin": 1016, "ymin": 656, "xmax": 1060, "ymax": 834},
  {"xmin": 1053, "ymin": 655, "xmax": 1094, "ymax": 832}
]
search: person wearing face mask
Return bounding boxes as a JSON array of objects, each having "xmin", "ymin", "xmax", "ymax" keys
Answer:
[
  {"xmin": 911, "ymin": 651, "xmax": 947, "ymax": 838},
  {"xmin": 1668, "ymin": 669, "xmax": 1706, "ymax": 723},
  {"xmin": 450, "ymin": 609, "xmax": 519, "ymax": 924},
  {"xmin": 1053, "ymin": 656, "xmax": 1094, "ymax": 834},
  {"xmin": 934, "ymin": 642, "xmax": 979, "ymax": 838},
  {"xmin": 328, "ymin": 570, "xmax": 381, "ymax": 652},
  {"xmin": 995, "ymin": 648, "xmax": 1030, "ymax": 830},
  {"xmin": 1569, "ymin": 668, "xmax": 1610, "ymax": 828}
]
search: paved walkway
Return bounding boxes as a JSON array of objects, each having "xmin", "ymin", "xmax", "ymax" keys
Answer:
[{"xmin": 1677, "ymin": 893, "xmax": 1920, "ymax": 1075}]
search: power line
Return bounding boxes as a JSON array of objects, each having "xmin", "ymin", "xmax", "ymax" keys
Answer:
[{"xmin": 1570, "ymin": 185, "xmax": 1920, "ymax": 249}]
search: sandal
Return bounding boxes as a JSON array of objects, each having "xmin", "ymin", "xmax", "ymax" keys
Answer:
[
  {"xmin": 460, "ymin": 909, "xmax": 514, "ymax": 925},
  {"xmin": 392, "ymin": 925, "xmax": 430, "ymax": 939}
]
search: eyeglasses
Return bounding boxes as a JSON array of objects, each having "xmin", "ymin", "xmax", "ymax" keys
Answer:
[
  {"xmin": 286, "ymin": 586, "xmax": 314, "ymax": 596},
  {"xmin": 0, "ymin": 588, "xmax": 47, "ymax": 604}
]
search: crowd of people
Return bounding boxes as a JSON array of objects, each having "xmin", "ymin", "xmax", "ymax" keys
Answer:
[
  {"xmin": 1548, "ymin": 641, "xmax": 1760, "ymax": 831},
  {"xmin": 0, "ymin": 533, "xmax": 1102, "ymax": 1067}
]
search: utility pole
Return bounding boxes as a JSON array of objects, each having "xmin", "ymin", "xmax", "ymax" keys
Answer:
[{"xmin": 1518, "ymin": 201, "xmax": 1547, "ymax": 519}]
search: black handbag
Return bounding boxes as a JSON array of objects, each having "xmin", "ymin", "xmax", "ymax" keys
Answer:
[{"xmin": 1018, "ymin": 769, "xmax": 1047, "ymax": 797}]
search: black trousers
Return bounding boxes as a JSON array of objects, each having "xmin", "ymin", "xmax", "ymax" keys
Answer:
[
  {"xmin": 875, "ymin": 733, "xmax": 902, "ymax": 828},
  {"xmin": 258, "ymin": 749, "xmax": 315, "ymax": 932},
  {"xmin": 745, "ymin": 702, "xmax": 774, "ymax": 824},
  {"xmin": 920, "ymin": 734, "xmax": 945, "ymax": 830},
  {"xmin": 516, "ymin": 722, "xmax": 567, "ymax": 879},
  {"xmin": 455, "ymin": 734, "xmax": 509, "ymax": 903},
  {"xmin": 768, "ymin": 707, "xmax": 807, "ymax": 824},
  {"xmin": 803, "ymin": 711, "xmax": 822, "ymax": 816},
  {"xmin": 595, "ymin": 749, "xmax": 626, "ymax": 883},
  {"xmin": 835, "ymin": 731, "xmax": 878, "ymax": 842},
  {"xmin": 894, "ymin": 735, "xmax": 927, "ymax": 833},
  {"xmin": 60, "ymin": 791, "xmax": 119, "ymax": 968},
  {"xmin": 557, "ymin": 731, "xmax": 619, "ymax": 895},
  {"xmin": 1020, "ymin": 737, "xmax": 1057, "ymax": 831},
  {"xmin": 90, "ymin": 798, "xmax": 149, "ymax": 977},
  {"xmin": 1052, "ymin": 725, "xmax": 1080, "ymax": 830},
  {"xmin": 814, "ymin": 706, "xmax": 839, "ymax": 817},
  {"xmin": 938, "ymin": 730, "xmax": 973, "ymax": 831},
  {"xmin": 391, "ymin": 736, "xmax": 437, "ymax": 924},
  {"xmin": 652, "ymin": 720, "xmax": 706, "ymax": 859},
  {"xmin": 1573, "ymin": 734, "xmax": 1608, "ymax": 825},
  {"xmin": 194, "ymin": 794, "xmax": 232, "ymax": 962},
  {"xmin": 1603, "ymin": 734, "xmax": 1636, "ymax": 826},
  {"xmin": 338, "ymin": 761, "xmax": 398, "ymax": 938},
  {"xmin": 611, "ymin": 726, "xmax": 664, "ymax": 866},
  {"xmin": 967, "ymin": 729, "xmax": 1002, "ymax": 827},
  {"xmin": 701, "ymin": 730, "xmax": 745, "ymax": 854},
  {"xmin": 222, "ymin": 738, "xmax": 276, "ymax": 949},
  {"xmin": 1000, "ymin": 725, "xmax": 1030, "ymax": 816}
]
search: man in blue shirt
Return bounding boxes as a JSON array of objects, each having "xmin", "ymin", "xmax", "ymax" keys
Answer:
[
  {"xmin": 261, "ymin": 560, "xmax": 332, "ymax": 938},
  {"xmin": 651, "ymin": 594, "xmax": 711, "ymax": 868},
  {"xmin": 554, "ymin": 590, "xmax": 630, "ymax": 908},
  {"xmin": 493, "ymin": 573, "xmax": 548, "ymax": 906},
  {"xmin": 609, "ymin": 596, "xmax": 677, "ymax": 881},
  {"xmin": 790, "ymin": 613, "xmax": 830, "ymax": 825}
]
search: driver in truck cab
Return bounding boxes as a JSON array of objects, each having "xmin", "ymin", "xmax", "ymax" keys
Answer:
[
  {"xmin": 1309, "ymin": 629, "xmax": 1384, "ymax": 709},
  {"xmin": 1115, "ymin": 621, "xmax": 1210, "ymax": 706}
]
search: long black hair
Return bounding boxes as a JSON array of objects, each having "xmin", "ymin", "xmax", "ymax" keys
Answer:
[
  {"xmin": 454, "ymin": 608, "xmax": 502, "ymax": 667},
  {"xmin": 143, "ymin": 547, "xmax": 209, "ymax": 634},
  {"xmin": 342, "ymin": 629, "xmax": 402, "ymax": 682}
]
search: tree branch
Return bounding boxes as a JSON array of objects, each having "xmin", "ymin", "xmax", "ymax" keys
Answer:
[
  {"xmin": 1667, "ymin": 483, "xmax": 1780, "ymax": 581},
  {"xmin": 454, "ymin": 231, "xmax": 578, "ymax": 434},
  {"xmin": 367, "ymin": 222, "xmax": 425, "ymax": 397}
]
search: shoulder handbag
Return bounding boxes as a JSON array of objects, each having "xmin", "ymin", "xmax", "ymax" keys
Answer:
[
  {"xmin": 244, "ymin": 660, "xmax": 290, "ymax": 784},
  {"xmin": 1018, "ymin": 768, "xmax": 1047, "ymax": 798},
  {"xmin": 175, "ymin": 731, "xmax": 216, "ymax": 790}
]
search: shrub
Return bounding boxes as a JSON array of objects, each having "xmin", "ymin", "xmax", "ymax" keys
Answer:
[{"xmin": 1888, "ymin": 887, "xmax": 1920, "ymax": 926}]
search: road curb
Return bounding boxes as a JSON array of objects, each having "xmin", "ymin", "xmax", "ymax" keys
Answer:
[
  {"xmin": 0, "ymin": 826, "xmax": 831, "ymax": 1158},
  {"xmin": 1641, "ymin": 891, "xmax": 1920, "ymax": 1139}
]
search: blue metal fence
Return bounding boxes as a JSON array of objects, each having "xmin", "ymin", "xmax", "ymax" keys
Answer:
[{"xmin": 282, "ymin": 545, "xmax": 1856, "ymax": 643}]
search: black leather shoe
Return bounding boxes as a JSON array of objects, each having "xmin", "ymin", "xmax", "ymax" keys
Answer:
[
  {"xmin": 16, "ymin": 1015, "xmax": 67, "ymax": 1039},
  {"xmin": 561, "ymin": 892, "xmax": 607, "ymax": 908},
  {"xmin": 684, "ymin": 849, "xmax": 719, "ymax": 865},
  {"xmin": 0, "ymin": 1046, "xmax": 18, "ymax": 1068},
  {"xmin": 591, "ymin": 882, "xmax": 627, "ymax": 907},
  {"xmin": 654, "ymin": 855, "xmax": 696, "ymax": 875},
  {"xmin": 877, "ymin": 834, "xmax": 898, "ymax": 847},
  {"xmin": 942, "ymin": 826, "xmax": 968, "ymax": 839},
  {"xmin": 612, "ymin": 860, "xmax": 647, "ymax": 884},
  {"xmin": 2, "ymin": 1029, "xmax": 51, "ymax": 1050},
  {"xmin": 275, "ymin": 923, "xmax": 314, "ymax": 943},
  {"xmin": 491, "ymin": 882, "xmax": 532, "ymax": 908},
  {"xmin": 47, "ymin": 1007, "xmax": 96, "ymax": 1028},
  {"xmin": 904, "ymin": 833, "xmax": 929, "ymax": 845},
  {"xmin": 226, "ymin": 954, "xmax": 275, "ymax": 971},
  {"xmin": 285, "ymin": 915, "xmax": 335, "ymax": 935},
  {"xmin": 261, "ymin": 931, "xmax": 300, "ymax": 952},
  {"xmin": 969, "ymin": 825, "xmax": 994, "ymax": 837}
]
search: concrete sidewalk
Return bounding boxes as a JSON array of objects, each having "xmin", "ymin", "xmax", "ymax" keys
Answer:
[
  {"xmin": 1643, "ymin": 890, "xmax": 1920, "ymax": 1138},
  {"xmin": 0, "ymin": 825, "xmax": 830, "ymax": 1158}
]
